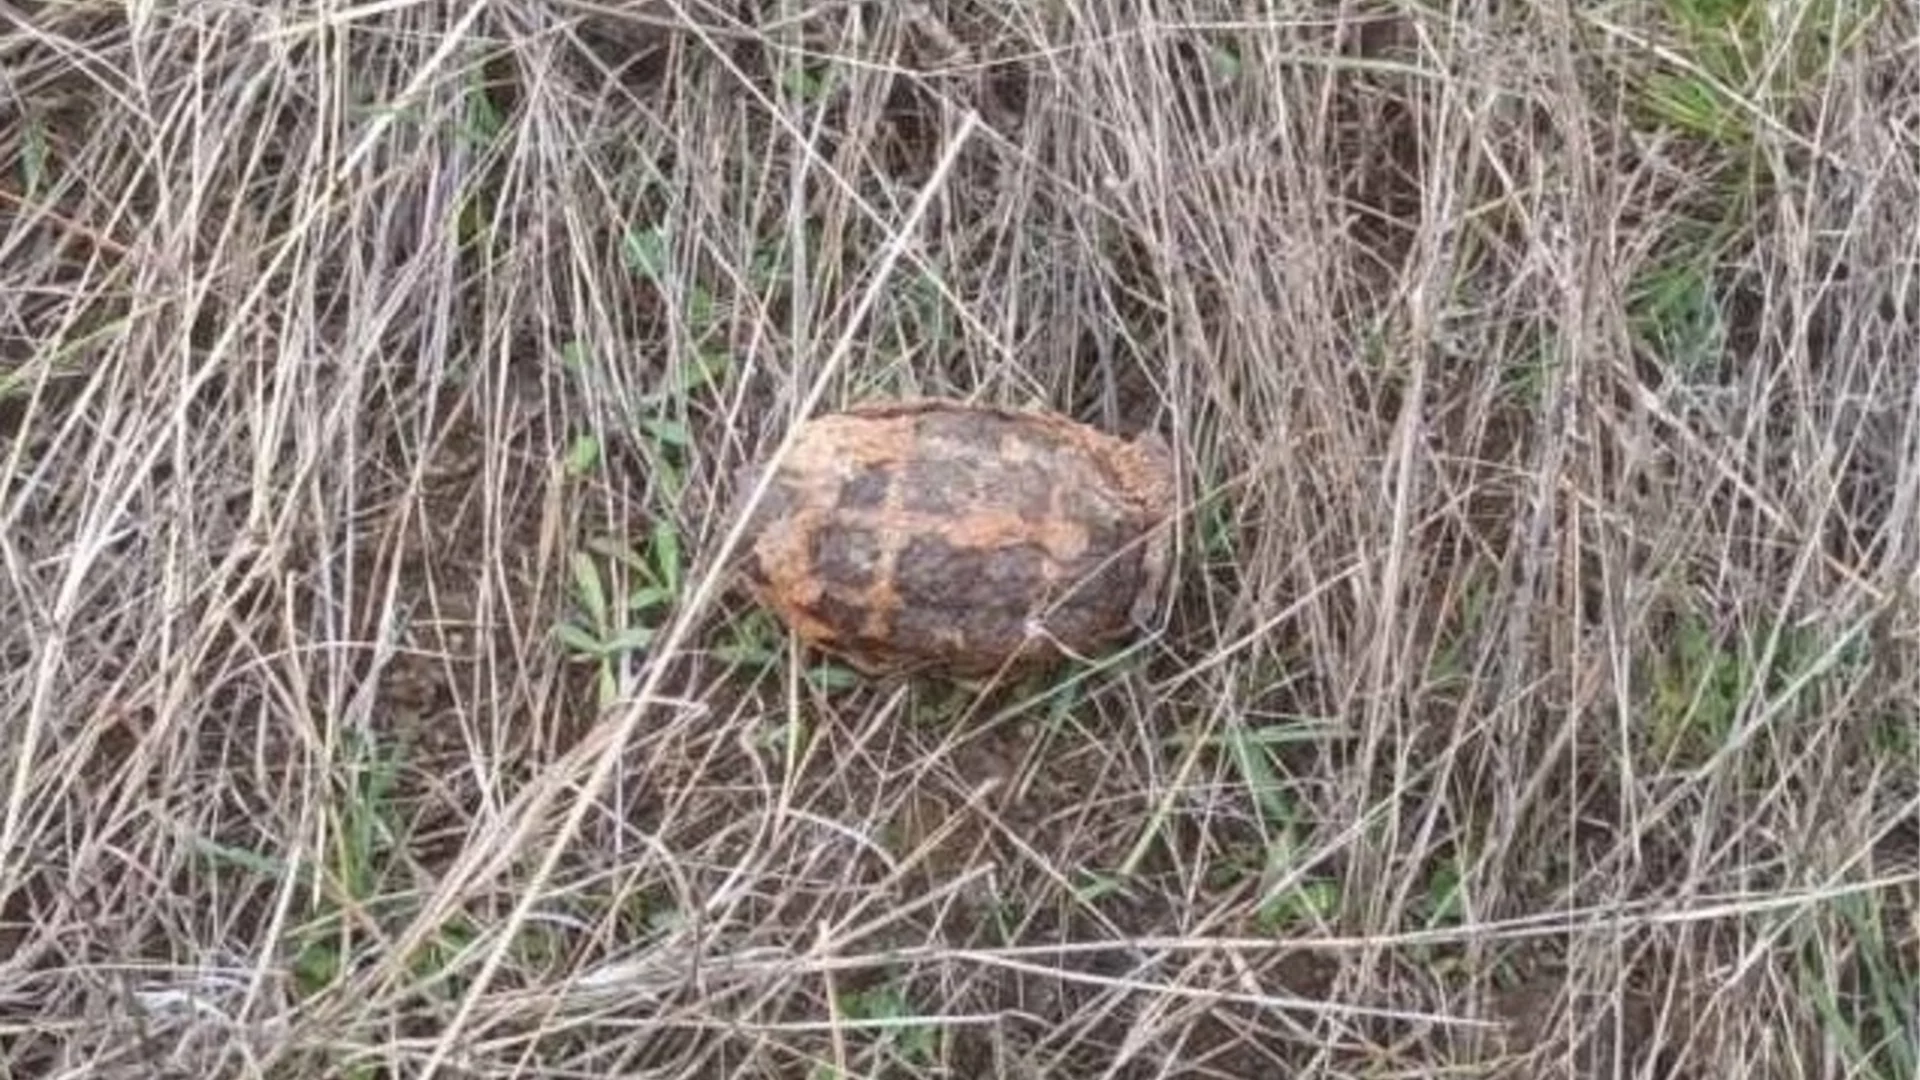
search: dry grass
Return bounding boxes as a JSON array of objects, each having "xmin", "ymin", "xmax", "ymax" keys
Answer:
[{"xmin": 3, "ymin": 0, "xmax": 1918, "ymax": 1077}]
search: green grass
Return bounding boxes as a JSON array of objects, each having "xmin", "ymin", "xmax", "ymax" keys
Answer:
[{"xmin": 1625, "ymin": 0, "xmax": 1885, "ymax": 149}]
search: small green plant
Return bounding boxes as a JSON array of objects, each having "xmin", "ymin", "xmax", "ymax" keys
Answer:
[
  {"xmin": 562, "ymin": 433, "xmax": 600, "ymax": 477},
  {"xmin": 1407, "ymin": 853, "xmax": 1473, "ymax": 973},
  {"xmin": 1256, "ymin": 878, "xmax": 1342, "ymax": 932},
  {"xmin": 623, "ymin": 222, "xmax": 671, "ymax": 282},
  {"xmin": 225, "ymin": 729, "xmax": 480, "ymax": 1008},
  {"xmin": 1628, "ymin": 0, "xmax": 1883, "ymax": 149},
  {"xmin": 1868, "ymin": 706, "xmax": 1914, "ymax": 758},
  {"xmin": 1207, "ymin": 40, "xmax": 1244, "ymax": 83},
  {"xmin": 814, "ymin": 980, "xmax": 937, "ymax": 1078},
  {"xmin": 1627, "ymin": 229, "xmax": 1734, "ymax": 383},
  {"xmin": 708, "ymin": 609, "xmax": 863, "ymax": 691},
  {"xmin": 1419, "ymin": 855, "xmax": 1467, "ymax": 929},
  {"xmin": 874, "ymin": 269, "xmax": 958, "ymax": 362},
  {"xmin": 779, "ymin": 62, "xmax": 838, "ymax": 105},
  {"xmin": 448, "ymin": 61, "xmax": 512, "ymax": 250},
  {"xmin": 1793, "ymin": 890, "xmax": 1918, "ymax": 1080},
  {"xmin": 712, "ymin": 610, "xmax": 784, "ymax": 671},
  {"xmin": 620, "ymin": 219, "xmax": 741, "ymax": 516},
  {"xmin": 1189, "ymin": 468, "xmax": 1239, "ymax": 565},
  {"xmin": 1193, "ymin": 718, "xmax": 1347, "ymax": 932},
  {"xmin": 1648, "ymin": 611, "xmax": 1747, "ymax": 767},
  {"xmin": 747, "ymin": 227, "xmax": 800, "ymax": 294},
  {"xmin": 1645, "ymin": 611, "xmax": 1855, "ymax": 770},
  {"xmin": 623, "ymin": 222, "xmax": 736, "ymax": 407},
  {"xmin": 1073, "ymin": 869, "xmax": 1132, "ymax": 904},
  {"xmin": 285, "ymin": 727, "xmax": 403, "ymax": 999},
  {"xmin": 556, "ymin": 528, "xmax": 680, "ymax": 706},
  {"xmin": 458, "ymin": 60, "xmax": 507, "ymax": 148},
  {"xmin": 806, "ymin": 662, "xmax": 862, "ymax": 691}
]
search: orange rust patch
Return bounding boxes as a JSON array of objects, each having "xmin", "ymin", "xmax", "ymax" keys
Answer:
[
  {"xmin": 744, "ymin": 506, "xmax": 834, "ymax": 643},
  {"xmin": 784, "ymin": 413, "xmax": 919, "ymax": 474},
  {"xmin": 949, "ymin": 513, "xmax": 1089, "ymax": 565}
]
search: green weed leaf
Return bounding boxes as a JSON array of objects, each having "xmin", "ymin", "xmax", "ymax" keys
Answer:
[
  {"xmin": 624, "ymin": 225, "xmax": 671, "ymax": 283},
  {"xmin": 806, "ymin": 663, "xmax": 860, "ymax": 691},
  {"xmin": 677, "ymin": 350, "xmax": 731, "ymax": 394},
  {"xmin": 605, "ymin": 626, "xmax": 656, "ymax": 653},
  {"xmin": 556, "ymin": 621, "xmax": 605, "ymax": 656},
  {"xmin": 650, "ymin": 519, "xmax": 682, "ymax": 594},
  {"xmin": 642, "ymin": 416, "xmax": 690, "ymax": 447},
  {"xmin": 564, "ymin": 434, "xmax": 600, "ymax": 476},
  {"xmin": 627, "ymin": 585, "xmax": 674, "ymax": 612},
  {"xmin": 570, "ymin": 552, "xmax": 607, "ymax": 627}
]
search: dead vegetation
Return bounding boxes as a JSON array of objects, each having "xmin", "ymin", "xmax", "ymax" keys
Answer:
[{"xmin": 2, "ymin": 0, "xmax": 1916, "ymax": 1077}]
